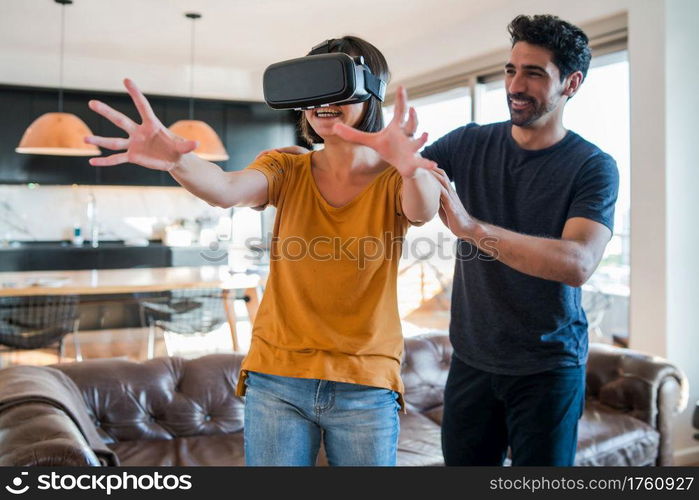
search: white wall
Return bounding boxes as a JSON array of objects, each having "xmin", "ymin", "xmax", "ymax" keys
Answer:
[
  {"xmin": 0, "ymin": 50, "xmax": 259, "ymax": 101},
  {"xmin": 663, "ymin": 0, "xmax": 699, "ymax": 464},
  {"xmin": 624, "ymin": 0, "xmax": 699, "ymax": 464}
]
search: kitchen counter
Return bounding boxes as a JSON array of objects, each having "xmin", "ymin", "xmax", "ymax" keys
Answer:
[
  {"xmin": 0, "ymin": 265, "xmax": 259, "ymax": 297},
  {"xmin": 0, "ymin": 241, "xmax": 223, "ymax": 272},
  {"xmin": 0, "ymin": 240, "xmax": 158, "ymax": 249}
]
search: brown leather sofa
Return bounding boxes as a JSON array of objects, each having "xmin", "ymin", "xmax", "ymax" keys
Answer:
[{"xmin": 0, "ymin": 332, "xmax": 688, "ymax": 466}]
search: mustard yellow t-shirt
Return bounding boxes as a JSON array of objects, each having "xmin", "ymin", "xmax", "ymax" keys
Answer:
[{"xmin": 235, "ymin": 151, "xmax": 410, "ymax": 404}]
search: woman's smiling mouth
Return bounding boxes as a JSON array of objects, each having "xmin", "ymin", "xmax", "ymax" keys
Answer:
[{"xmin": 315, "ymin": 108, "xmax": 343, "ymax": 118}]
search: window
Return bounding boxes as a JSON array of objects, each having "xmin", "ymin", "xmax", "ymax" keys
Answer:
[
  {"xmin": 477, "ymin": 80, "xmax": 508, "ymax": 124},
  {"xmin": 384, "ymin": 88, "xmax": 471, "ymax": 335},
  {"xmin": 564, "ymin": 51, "xmax": 630, "ymax": 344}
]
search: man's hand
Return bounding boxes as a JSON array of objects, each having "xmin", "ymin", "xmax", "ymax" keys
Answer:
[
  {"xmin": 85, "ymin": 78, "xmax": 198, "ymax": 171},
  {"xmin": 331, "ymin": 86, "xmax": 435, "ymax": 177},
  {"xmin": 254, "ymin": 145, "xmax": 310, "ymax": 161},
  {"xmin": 429, "ymin": 166, "xmax": 478, "ymax": 238}
]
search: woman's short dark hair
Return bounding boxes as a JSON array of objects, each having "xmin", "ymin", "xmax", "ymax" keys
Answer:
[
  {"xmin": 508, "ymin": 14, "xmax": 591, "ymax": 82},
  {"xmin": 299, "ymin": 35, "xmax": 390, "ymax": 146}
]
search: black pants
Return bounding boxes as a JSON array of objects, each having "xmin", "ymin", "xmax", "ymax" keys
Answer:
[{"xmin": 441, "ymin": 354, "xmax": 585, "ymax": 466}]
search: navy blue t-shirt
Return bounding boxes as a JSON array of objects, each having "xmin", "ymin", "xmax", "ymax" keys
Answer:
[{"xmin": 422, "ymin": 121, "xmax": 619, "ymax": 375}]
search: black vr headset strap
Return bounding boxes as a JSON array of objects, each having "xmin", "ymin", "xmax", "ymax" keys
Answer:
[
  {"xmin": 364, "ymin": 71, "xmax": 386, "ymax": 102},
  {"xmin": 309, "ymin": 39, "xmax": 342, "ymax": 55},
  {"xmin": 309, "ymin": 39, "xmax": 386, "ymax": 102}
]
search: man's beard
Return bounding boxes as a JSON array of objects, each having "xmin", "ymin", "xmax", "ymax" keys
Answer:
[{"xmin": 507, "ymin": 93, "xmax": 551, "ymax": 127}]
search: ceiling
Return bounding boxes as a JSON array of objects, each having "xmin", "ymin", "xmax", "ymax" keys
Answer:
[
  {"xmin": 2, "ymin": 0, "xmax": 504, "ymax": 68},
  {"xmin": 0, "ymin": 0, "xmax": 625, "ymax": 100}
]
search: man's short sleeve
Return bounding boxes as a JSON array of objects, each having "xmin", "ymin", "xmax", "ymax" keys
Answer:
[
  {"xmin": 244, "ymin": 152, "xmax": 290, "ymax": 209},
  {"xmin": 421, "ymin": 132, "xmax": 454, "ymax": 181},
  {"xmin": 566, "ymin": 154, "xmax": 619, "ymax": 232},
  {"xmin": 421, "ymin": 124, "xmax": 477, "ymax": 181}
]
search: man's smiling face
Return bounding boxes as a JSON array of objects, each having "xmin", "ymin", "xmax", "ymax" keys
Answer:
[{"xmin": 504, "ymin": 41, "xmax": 571, "ymax": 127}]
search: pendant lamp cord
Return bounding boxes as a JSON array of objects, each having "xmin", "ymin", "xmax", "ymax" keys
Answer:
[
  {"xmin": 189, "ymin": 16, "xmax": 196, "ymax": 120},
  {"xmin": 58, "ymin": 1, "xmax": 66, "ymax": 113}
]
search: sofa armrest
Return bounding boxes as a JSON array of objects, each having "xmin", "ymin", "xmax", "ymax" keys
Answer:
[
  {"xmin": 0, "ymin": 402, "xmax": 102, "ymax": 466},
  {"xmin": 586, "ymin": 343, "xmax": 689, "ymax": 465}
]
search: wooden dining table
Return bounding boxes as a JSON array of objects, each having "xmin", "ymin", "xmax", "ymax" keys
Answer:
[{"xmin": 0, "ymin": 265, "xmax": 262, "ymax": 352}]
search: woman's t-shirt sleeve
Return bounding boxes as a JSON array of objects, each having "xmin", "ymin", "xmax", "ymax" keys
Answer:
[{"xmin": 244, "ymin": 151, "xmax": 290, "ymax": 209}]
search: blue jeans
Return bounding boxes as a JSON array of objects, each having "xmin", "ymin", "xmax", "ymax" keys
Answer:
[
  {"xmin": 442, "ymin": 355, "xmax": 585, "ymax": 466},
  {"xmin": 243, "ymin": 371, "xmax": 400, "ymax": 466}
]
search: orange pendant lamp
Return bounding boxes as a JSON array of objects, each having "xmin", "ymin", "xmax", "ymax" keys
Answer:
[
  {"xmin": 168, "ymin": 12, "xmax": 229, "ymax": 162},
  {"xmin": 15, "ymin": 0, "xmax": 99, "ymax": 157}
]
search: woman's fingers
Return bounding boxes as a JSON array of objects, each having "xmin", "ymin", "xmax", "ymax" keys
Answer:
[
  {"xmin": 88, "ymin": 100, "xmax": 137, "ymax": 133},
  {"xmin": 411, "ymin": 132, "xmax": 429, "ymax": 152},
  {"xmin": 124, "ymin": 78, "xmax": 158, "ymax": 124},
  {"xmin": 390, "ymin": 85, "xmax": 408, "ymax": 127},
  {"xmin": 332, "ymin": 123, "xmax": 376, "ymax": 147},
  {"xmin": 404, "ymin": 106, "xmax": 418, "ymax": 136},
  {"xmin": 84, "ymin": 135, "xmax": 128, "ymax": 151},
  {"xmin": 88, "ymin": 152, "xmax": 129, "ymax": 167}
]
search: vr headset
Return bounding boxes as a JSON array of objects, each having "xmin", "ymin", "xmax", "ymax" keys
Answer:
[{"xmin": 263, "ymin": 39, "xmax": 387, "ymax": 110}]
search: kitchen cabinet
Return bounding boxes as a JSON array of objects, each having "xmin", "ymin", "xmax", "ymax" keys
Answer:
[
  {"xmin": 0, "ymin": 242, "xmax": 219, "ymax": 272},
  {"xmin": 0, "ymin": 84, "xmax": 299, "ymax": 186}
]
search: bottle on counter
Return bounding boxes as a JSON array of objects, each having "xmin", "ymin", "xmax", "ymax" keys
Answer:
[
  {"xmin": 71, "ymin": 223, "xmax": 84, "ymax": 246},
  {"xmin": 86, "ymin": 193, "xmax": 99, "ymax": 248}
]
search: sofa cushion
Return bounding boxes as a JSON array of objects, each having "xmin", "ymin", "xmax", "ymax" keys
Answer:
[
  {"xmin": 397, "ymin": 411, "xmax": 443, "ymax": 466},
  {"xmin": 108, "ymin": 433, "xmax": 245, "ymax": 466},
  {"xmin": 575, "ymin": 400, "xmax": 659, "ymax": 466},
  {"xmin": 401, "ymin": 334, "xmax": 452, "ymax": 413},
  {"xmin": 399, "ymin": 401, "xmax": 659, "ymax": 467},
  {"xmin": 112, "ymin": 411, "xmax": 445, "ymax": 467}
]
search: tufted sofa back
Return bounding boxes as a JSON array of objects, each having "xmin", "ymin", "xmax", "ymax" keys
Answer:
[
  {"xmin": 54, "ymin": 354, "xmax": 245, "ymax": 444},
  {"xmin": 50, "ymin": 334, "xmax": 455, "ymax": 444}
]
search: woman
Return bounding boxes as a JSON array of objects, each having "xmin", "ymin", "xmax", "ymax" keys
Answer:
[{"xmin": 86, "ymin": 36, "xmax": 440, "ymax": 466}]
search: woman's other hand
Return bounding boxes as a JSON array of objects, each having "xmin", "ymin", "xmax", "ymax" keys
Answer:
[{"xmin": 331, "ymin": 85, "xmax": 434, "ymax": 178}]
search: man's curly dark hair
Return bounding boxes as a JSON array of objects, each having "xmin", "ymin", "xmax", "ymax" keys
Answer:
[{"xmin": 508, "ymin": 14, "xmax": 591, "ymax": 82}]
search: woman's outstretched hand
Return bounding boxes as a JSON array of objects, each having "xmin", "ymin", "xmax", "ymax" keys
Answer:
[
  {"xmin": 331, "ymin": 85, "xmax": 435, "ymax": 178},
  {"xmin": 85, "ymin": 78, "xmax": 198, "ymax": 171}
]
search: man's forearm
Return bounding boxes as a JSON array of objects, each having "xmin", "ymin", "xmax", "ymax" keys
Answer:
[
  {"xmin": 464, "ymin": 221, "xmax": 594, "ymax": 287},
  {"xmin": 401, "ymin": 169, "xmax": 441, "ymax": 223}
]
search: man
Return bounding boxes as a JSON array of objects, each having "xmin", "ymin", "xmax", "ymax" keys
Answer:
[{"xmin": 332, "ymin": 14, "xmax": 619, "ymax": 466}]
